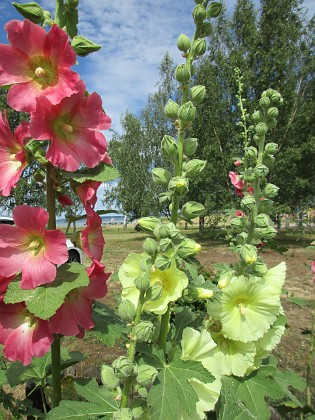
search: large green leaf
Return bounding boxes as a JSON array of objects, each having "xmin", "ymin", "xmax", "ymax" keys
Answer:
[
  {"xmin": 64, "ymin": 163, "xmax": 119, "ymax": 184},
  {"xmin": 61, "ymin": 0, "xmax": 79, "ymax": 38},
  {"xmin": 147, "ymin": 358, "xmax": 214, "ymax": 420},
  {"xmin": 92, "ymin": 301, "xmax": 130, "ymax": 346},
  {"xmin": 173, "ymin": 307, "xmax": 196, "ymax": 343},
  {"xmin": 271, "ymin": 369, "xmax": 306, "ymax": 408},
  {"xmin": 4, "ymin": 263, "xmax": 89, "ymax": 319}
]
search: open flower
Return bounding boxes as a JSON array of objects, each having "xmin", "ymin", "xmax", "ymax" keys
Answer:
[
  {"xmin": 30, "ymin": 80, "xmax": 111, "ymax": 171},
  {"xmin": 74, "ymin": 181, "xmax": 101, "ymax": 210},
  {"xmin": 0, "ymin": 205, "xmax": 68, "ymax": 289},
  {"xmin": 119, "ymin": 253, "xmax": 188, "ymax": 314},
  {"xmin": 0, "ymin": 112, "xmax": 30, "ymax": 196},
  {"xmin": 48, "ymin": 260, "xmax": 109, "ymax": 338},
  {"xmin": 229, "ymin": 171, "xmax": 245, "ymax": 190},
  {"xmin": 0, "ymin": 301, "xmax": 54, "ymax": 365},
  {"xmin": 0, "ymin": 20, "xmax": 80, "ymax": 112}
]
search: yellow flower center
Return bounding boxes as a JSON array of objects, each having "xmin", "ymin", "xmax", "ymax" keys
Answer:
[
  {"xmin": 35, "ymin": 66, "xmax": 46, "ymax": 77},
  {"xmin": 150, "ymin": 269, "xmax": 170, "ymax": 292},
  {"xmin": 29, "ymin": 55, "xmax": 58, "ymax": 89},
  {"xmin": 238, "ymin": 303, "xmax": 247, "ymax": 316},
  {"xmin": 27, "ymin": 235, "xmax": 45, "ymax": 256},
  {"xmin": 62, "ymin": 124, "xmax": 74, "ymax": 133}
]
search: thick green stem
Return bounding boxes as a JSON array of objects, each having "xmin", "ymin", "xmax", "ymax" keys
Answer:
[{"xmin": 159, "ymin": 303, "xmax": 171, "ymax": 359}]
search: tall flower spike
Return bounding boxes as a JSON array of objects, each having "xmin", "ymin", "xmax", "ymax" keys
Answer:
[{"xmin": 0, "ymin": 20, "xmax": 80, "ymax": 112}]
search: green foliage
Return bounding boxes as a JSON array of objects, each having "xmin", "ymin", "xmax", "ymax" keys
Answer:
[{"xmin": 63, "ymin": 162, "xmax": 120, "ymax": 184}]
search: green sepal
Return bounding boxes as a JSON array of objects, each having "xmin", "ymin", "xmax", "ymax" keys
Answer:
[
  {"xmin": 12, "ymin": 2, "xmax": 45, "ymax": 24},
  {"xmin": 71, "ymin": 35, "xmax": 101, "ymax": 56}
]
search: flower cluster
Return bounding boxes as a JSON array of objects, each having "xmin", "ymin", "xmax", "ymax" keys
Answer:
[{"xmin": 0, "ymin": 18, "xmax": 111, "ymax": 365}]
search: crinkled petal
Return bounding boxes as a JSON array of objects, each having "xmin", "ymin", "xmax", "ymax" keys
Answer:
[
  {"xmin": 5, "ymin": 20, "xmax": 45, "ymax": 55},
  {"xmin": 181, "ymin": 327, "xmax": 217, "ymax": 360},
  {"xmin": 189, "ymin": 377, "xmax": 222, "ymax": 419},
  {"xmin": 43, "ymin": 230, "xmax": 68, "ymax": 264}
]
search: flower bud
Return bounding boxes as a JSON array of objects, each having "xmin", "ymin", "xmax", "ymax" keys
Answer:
[
  {"xmin": 177, "ymin": 33, "xmax": 191, "ymax": 52},
  {"xmin": 251, "ymin": 110, "xmax": 263, "ymax": 124},
  {"xmin": 143, "ymin": 238, "xmax": 158, "ymax": 256},
  {"xmin": 191, "ymin": 38, "xmax": 207, "ymax": 57},
  {"xmin": 263, "ymin": 183, "xmax": 279, "ymax": 199},
  {"xmin": 185, "ymin": 159, "xmax": 207, "ymax": 179},
  {"xmin": 192, "ymin": 4, "xmax": 207, "ymax": 24},
  {"xmin": 230, "ymin": 217, "xmax": 244, "ymax": 232},
  {"xmin": 243, "ymin": 169, "xmax": 256, "ymax": 182},
  {"xmin": 134, "ymin": 274, "xmax": 151, "ymax": 291},
  {"xmin": 265, "ymin": 88, "xmax": 275, "ymax": 98},
  {"xmin": 154, "ymin": 255, "xmax": 171, "ymax": 270},
  {"xmin": 152, "ymin": 168, "xmax": 172, "ymax": 187},
  {"xmin": 236, "ymin": 232, "xmax": 248, "ymax": 245},
  {"xmin": 101, "ymin": 365, "xmax": 120, "ymax": 390},
  {"xmin": 240, "ymin": 244, "xmax": 257, "ymax": 264},
  {"xmin": 118, "ymin": 299, "xmax": 136, "ymax": 321},
  {"xmin": 218, "ymin": 277, "xmax": 229, "ymax": 289},
  {"xmin": 34, "ymin": 169, "xmax": 46, "ymax": 183},
  {"xmin": 71, "ymin": 36, "xmax": 101, "ymax": 57},
  {"xmin": 261, "ymin": 226, "xmax": 277, "ymax": 239},
  {"xmin": 168, "ymin": 177, "xmax": 189, "ymax": 196},
  {"xmin": 201, "ymin": 22, "xmax": 213, "ymax": 37},
  {"xmin": 245, "ymin": 146, "xmax": 258, "ymax": 161},
  {"xmin": 264, "ymin": 143, "xmax": 278, "ymax": 155},
  {"xmin": 146, "ymin": 283, "xmax": 163, "ymax": 301},
  {"xmin": 153, "ymin": 223, "xmax": 170, "ymax": 239},
  {"xmin": 182, "ymin": 201, "xmax": 205, "ymax": 220},
  {"xmin": 259, "ymin": 199, "xmax": 273, "ymax": 214},
  {"xmin": 178, "ymin": 101, "xmax": 196, "ymax": 123},
  {"xmin": 271, "ymin": 92, "xmax": 283, "ymax": 106},
  {"xmin": 255, "ymin": 164, "xmax": 269, "ymax": 177},
  {"xmin": 259, "ymin": 96, "xmax": 270, "ymax": 109},
  {"xmin": 161, "ymin": 135, "xmax": 178, "ymax": 161},
  {"xmin": 164, "ymin": 99, "xmax": 179, "ymax": 119},
  {"xmin": 177, "ymin": 238, "xmax": 201, "ymax": 258},
  {"xmin": 190, "ymin": 85, "xmax": 206, "ymax": 104},
  {"xmin": 136, "ymin": 364, "xmax": 158, "ymax": 387},
  {"xmin": 12, "ymin": 2, "xmax": 45, "ymax": 24},
  {"xmin": 253, "ymin": 261, "xmax": 268, "ymax": 276},
  {"xmin": 188, "ymin": 286, "xmax": 214, "ymax": 300},
  {"xmin": 266, "ymin": 118, "xmax": 277, "ymax": 129},
  {"xmin": 112, "ymin": 356, "xmax": 136, "ymax": 379},
  {"xmin": 137, "ymin": 217, "xmax": 160, "ymax": 233},
  {"xmin": 183, "ymin": 137, "xmax": 198, "ymax": 156},
  {"xmin": 241, "ymin": 196, "xmax": 256, "ymax": 210},
  {"xmin": 135, "ymin": 321, "xmax": 155, "ymax": 342},
  {"xmin": 267, "ymin": 107, "xmax": 279, "ymax": 119},
  {"xmin": 255, "ymin": 214, "xmax": 272, "ymax": 228},
  {"xmin": 207, "ymin": 2, "xmax": 223, "ymax": 18},
  {"xmin": 175, "ymin": 64, "xmax": 191, "ymax": 83},
  {"xmin": 255, "ymin": 122, "xmax": 268, "ymax": 136},
  {"xmin": 159, "ymin": 238, "xmax": 173, "ymax": 252}
]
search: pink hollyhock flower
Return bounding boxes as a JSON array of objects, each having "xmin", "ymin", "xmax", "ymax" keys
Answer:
[
  {"xmin": 49, "ymin": 260, "xmax": 109, "ymax": 338},
  {"xmin": 0, "ymin": 205, "xmax": 68, "ymax": 289},
  {"xmin": 235, "ymin": 188, "xmax": 244, "ymax": 198},
  {"xmin": 234, "ymin": 160, "xmax": 242, "ymax": 167},
  {"xmin": 81, "ymin": 207, "xmax": 104, "ymax": 262},
  {"xmin": 57, "ymin": 193, "xmax": 73, "ymax": 207},
  {"xmin": 235, "ymin": 210, "xmax": 244, "ymax": 217},
  {"xmin": 312, "ymin": 261, "xmax": 315, "ymax": 283},
  {"xmin": 0, "ymin": 20, "xmax": 80, "ymax": 112},
  {"xmin": 0, "ymin": 301, "xmax": 54, "ymax": 365},
  {"xmin": 0, "ymin": 275, "xmax": 15, "ymax": 301},
  {"xmin": 74, "ymin": 181, "xmax": 101, "ymax": 210},
  {"xmin": 30, "ymin": 80, "xmax": 112, "ymax": 171},
  {"xmin": 247, "ymin": 186, "xmax": 254, "ymax": 194},
  {"xmin": 0, "ymin": 112, "xmax": 30, "ymax": 196},
  {"xmin": 229, "ymin": 171, "xmax": 245, "ymax": 190}
]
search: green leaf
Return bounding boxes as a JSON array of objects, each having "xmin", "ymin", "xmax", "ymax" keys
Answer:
[
  {"xmin": 173, "ymin": 307, "xmax": 196, "ymax": 342},
  {"xmin": 61, "ymin": 0, "xmax": 79, "ymax": 38},
  {"xmin": 47, "ymin": 401, "xmax": 109, "ymax": 419},
  {"xmin": 0, "ymin": 370, "xmax": 7, "ymax": 387},
  {"xmin": 147, "ymin": 358, "xmax": 214, "ymax": 419},
  {"xmin": 288, "ymin": 296, "xmax": 305, "ymax": 308},
  {"xmin": 4, "ymin": 263, "xmax": 89, "ymax": 319},
  {"xmin": 92, "ymin": 301, "xmax": 130, "ymax": 346},
  {"xmin": 74, "ymin": 378, "xmax": 119, "ymax": 410},
  {"xmin": 271, "ymin": 370, "xmax": 306, "ymax": 408},
  {"xmin": 64, "ymin": 163, "xmax": 119, "ymax": 184}
]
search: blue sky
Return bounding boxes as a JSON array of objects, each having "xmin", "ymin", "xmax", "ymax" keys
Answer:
[{"xmin": 0, "ymin": 0, "xmax": 314, "ymax": 138}]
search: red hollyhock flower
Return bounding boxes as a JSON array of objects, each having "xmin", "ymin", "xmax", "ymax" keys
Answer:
[
  {"xmin": 247, "ymin": 186, "xmax": 254, "ymax": 194},
  {"xmin": 81, "ymin": 207, "xmax": 105, "ymax": 262},
  {"xmin": 0, "ymin": 301, "xmax": 54, "ymax": 365},
  {"xmin": 234, "ymin": 160, "xmax": 242, "ymax": 167},
  {"xmin": 229, "ymin": 171, "xmax": 245, "ymax": 190},
  {"xmin": 57, "ymin": 193, "xmax": 73, "ymax": 208},
  {"xmin": 0, "ymin": 112, "xmax": 30, "ymax": 196},
  {"xmin": 235, "ymin": 210, "xmax": 244, "ymax": 217},
  {"xmin": 30, "ymin": 80, "xmax": 112, "ymax": 171},
  {"xmin": 48, "ymin": 260, "xmax": 109, "ymax": 338},
  {"xmin": 0, "ymin": 20, "xmax": 80, "ymax": 112},
  {"xmin": 74, "ymin": 181, "xmax": 101, "ymax": 210},
  {"xmin": 0, "ymin": 205, "xmax": 68, "ymax": 289}
]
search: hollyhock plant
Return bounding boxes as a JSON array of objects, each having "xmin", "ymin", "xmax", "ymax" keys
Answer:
[
  {"xmin": 48, "ymin": 260, "xmax": 109, "ymax": 338},
  {"xmin": 0, "ymin": 112, "xmax": 30, "ymax": 196},
  {"xmin": 0, "ymin": 204, "xmax": 68, "ymax": 289},
  {"xmin": 74, "ymin": 180, "xmax": 101, "ymax": 210},
  {"xmin": 229, "ymin": 171, "xmax": 245, "ymax": 190},
  {"xmin": 30, "ymin": 80, "xmax": 112, "ymax": 171},
  {"xmin": 0, "ymin": 301, "xmax": 54, "ymax": 365},
  {"xmin": 81, "ymin": 207, "xmax": 105, "ymax": 262},
  {"xmin": 0, "ymin": 20, "xmax": 80, "ymax": 112}
]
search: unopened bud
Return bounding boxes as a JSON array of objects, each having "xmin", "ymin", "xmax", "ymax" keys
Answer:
[
  {"xmin": 260, "ymin": 226, "xmax": 277, "ymax": 239},
  {"xmin": 259, "ymin": 97, "xmax": 270, "ymax": 109},
  {"xmin": 255, "ymin": 164, "xmax": 269, "ymax": 177},
  {"xmin": 182, "ymin": 201, "xmax": 205, "ymax": 220},
  {"xmin": 241, "ymin": 196, "xmax": 256, "ymax": 210},
  {"xmin": 161, "ymin": 135, "xmax": 178, "ymax": 161},
  {"xmin": 152, "ymin": 168, "xmax": 172, "ymax": 187},
  {"xmin": 177, "ymin": 238, "xmax": 201, "ymax": 258},
  {"xmin": 164, "ymin": 99, "xmax": 179, "ymax": 119},
  {"xmin": 146, "ymin": 283, "xmax": 163, "ymax": 301},
  {"xmin": 154, "ymin": 255, "xmax": 171, "ymax": 271},
  {"xmin": 263, "ymin": 183, "xmax": 279, "ymax": 199},
  {"xmin": 137, "ymin": 217, "xmax": 160, "ymax": 233},
  {"xmin": 240, "ymin": 244, "xmax": 257, "ymax": 264},
  {"xmin": 112, "ymin": 356, "xmax": 136, "ymax": 379},
  {"xmin": 259, "ymin": 199, "xmax": 273, "ymax": 214},
  {"xmin": 153, "ymin": 223, "xmax": 170, "ymax": 239},
  {"xmin": 135, "ymin": 321, "xmax": 155, "ymax": 342},
  {"xmin": 266, "ymin": 118, "xmax": 277, "ymax": 129},
  {"xmin": 245, "ymin": 146, "xmax": 258, "ymax": 161},
  {"xmin": 71, "ymin": 36, "xmax": 101, "ymax": 57},
  {"xmin": 134, "ymin": 274, "xmax": 151, "ymax": 291},
  {"xmin": 183, "ymin": 137, "xmax": 198, "ymax": 156},
  {"xmin": 177, "ymin": 33, "xmax": 191, "ymax": 52},
  {"xmin": 175, "ymin": 64, "xmax": 191, "ymax": 83},
  {"xmin": 101, "ymin": 365, "xmax": 120, "ymax": 390},
  {"xmin": 255, "ymin": 122, "xmax": 268, "ymax": 136},
  {"xmin": 267, "ymin": 107, "xmax": 279, "ymax": 119},
  {"xmin": 201, "ymin": 22, "xmax": 213, "ymax": 36},
  {"xmin": 159, "ymin": 238, "xmax": 173, "ymax": 252},
  {"xmin": 118, "ymin": 299, "xmax": 136, "ymax": 321},
  {"xmin": 251, "ymin": 110, "xmax": 263, "ymax": 124},
  {"xmin": 207, "ymin": 2, "xmax": 223, "ymax": 18},
  {"xmin": 143, "ymin": 238, "xmax": 158, "ymax": 256},
  {"xmin": 264, "ymin": 143, "xmax": 278, "ymax": 155},
  {"xmin": 185, "ymin": 159, "xmax": 206, "ymax": 179},
  {"xmin": 178, "ymin": 101, "xmax": 196, "ymax": 123},
  {"xmin": 191, "ymin": 38, "xmax": 207, "ymax": 57},
  {"xmin": 190, "ymin": 85, "xmax": 206, "ymax": 104},
  {"xmin": 255, "ymin": 214, "xmax": 272, "ymax": 228},
  {"xmin": 192, "ymin": 4, "xmax": 207, "ymax": 24},
  {"xmin": 271, "ymin": 92, "xmax": 283, "ymax": 105},
  {"xmin": 136, "ymin": 364, "xmax": 158, "ymax": 387}
]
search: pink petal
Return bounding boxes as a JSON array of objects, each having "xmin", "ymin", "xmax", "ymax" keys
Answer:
[
  {"xmin": 42, "ymin": 68, "xmax": 80, "ymax": 107},
  {"xmin": 43, "ymin": 24, "xmax": 76, "ymax": 67},
  {"xmin": 84, "ymin": 261, "xmax": 109, "ymax": 300},
  {"xmin": 0, "ymin": 225, "xmax": 26, "ymax": 247},
  {"xmin": 0, "ymin": 161, "xmax": 24, "ymax": 196},
  {"xmin": 13, "ymin": 205, "xmax": 48, "ymax": 233},
  {"xmin": 7, "ymin": 80, "xmax": 43, "ymax": 112},
  {"xmin": 0, "ymin": 45, "xmax": 30, "ymax": 84},
  {"xmin": 21, "ymin": 252, "xmax": 57, "ymax": 289},
  {"xmin": 43, "ymin": 230, "xmax": 68, "ymax": 264},
  {"xmin": 78, "ymin": 92, "xmax": 111, "ymax": 130},
  {"xmin": 5, "ymin": 20, "xmax": 45, "ymax": 56}
]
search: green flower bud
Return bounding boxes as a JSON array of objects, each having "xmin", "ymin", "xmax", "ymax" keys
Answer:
[
  {"xmin": 253, "ymin": 261, "xmax": 268, "ymax": 276},
  {"xmin": 255, "ymin": 164, "xmax": 269, "ymax": 177},
  {"xmin": 251, "ymin": 110, "xmax": 263, "ymax": 124},
  {"xmin": 154, "ymin": 255, "xmax": 172, "ymax": 270},
  {"xmin": 152, "ymin": 167, "xmax": 172, "ymax": 187},
  {"xmin": 266, "ymin": 118, "xmax": 277, "ymax": 129},
  {"xmin": 71, "ymin": 36, "xmax": 101, "ymax": 57},
  {"xmin": 175, "ymin": 64, "xmax": 191, "ymax": 83},
  {"xmin": 185, "ymin": 159, "xmax": 206, "ymax": 179},
  {"xmin": 12, "ymin": 2, "xmax": 45, "ymax": 24},
  {"xmin": 264, "ymin": 183, "xmax": 279, "ymax": 199},
  {"xmin": 243, "ymin": 168, "xmax": 256, "ymax": 182},
  {"xmin": 118, "ymin": 299, "xmax": 136, "ymax": 322},
  {"xmin": 182, "ymin": 201, "xmax": 205, "ymax": 220},
  {"xmin": 146, "ymin": 283, "xmax": 163, "ymax": 301},
  {"xmin": 177, "ymin": 33, "xmax": 191, "ymax": 52},
  {"xmin": 267, "ymin": 107, "xmax": 279, "ymax": 119},
  {"xmin": 161, "ymin": 135, "xmax": 178, "ymax": 162},
  {"xmin": 177, "ymin": 238, "xmax": 201, "ymax": 258},
  {"xmin": 255, "ymin": 122, "xmax": 268, "ymax": 136},
  {"xmin": 101, "ymin": 365, "xmax": 120, "ymax": 390},
  {"xmin": 134, "ymin": 274, "xmax": 151, "ymax": 291},
  {"xmin": 201, "ymin": 22, "xmax": 213, "ymax": 37},
  {"xmin": 136, "ymin": 364, "xmax": 158, "ymax": 387},
  {"xmin": 143, "ymin": 238, "xmax": 158, "ymax": 256},
  {"xmin": 241, "ymin": 195, "xmax": 256, "ymax": 210},
  {"xmin": 192, "ymin": 4, "xmax": 207, "ymax": 24},
  {"xmin": 191, "ymin": 38, "xmax": 207, "ymax": 57},
  {"xmin": 153, "ymin": 223, "xmax": 170, "ymax": 239},
  {"xmin": 183, "ymin": 137, "xmax": 198, "ymax": 156},
  {"xmin": 159, "ymin": 238, "xmax": 173, "ymax": 252},
  {"xmin": 264, "ymin": 143, "xmax": 278, "ymax": 155},
  {"xmin": 190, "ymin": 85, "xmax": 206, "ymax": 104},
  {"xmin": 259, "ymin": 198, "xmax": 273, "ymax": 214},
  {"xmin": 137, "ymin": 217, "xmax": 160, "ymax": 233},
  {"xmin": 235, "ymin": 232, "xmax": 248, "ymax": 245},
  {"xmin": 168, "ymin": 177, "xmax": 189, "ymax": 196},
  {"xmin": 255, "ymin": 213, "xmax": 272, "ymax": 228},
  {"xmin": 112, "ymin": 356, "xmax": 136, "ymax": 379},
  {"xmin": 260, "ymin": 226, "xmax": 277, "ymax": 239},
  {"xmin": 135, "ymin": 321, "xmax": 155, "ymax": 342},
  {"xmin": 186, "ymin": 285, "xmax": 214, "ymax": 302},
  {"xmin": 34, "ymin": 170, "xmax": 46, "ymax": 183},
  {"xmin": 240, "ymin": 244, "xmax": 257, "ymax": 264},
  {"xmin": 259, "ymin": 96, "xmax": 270, "ymax": 109},
  {"xmin": 271, "ymin": 92, "xmax": 283, "ymax": 106},
  {"xmin": 207, "ymin": 2, "xmax": 223, "ymax": 18},
  {"xmin": 178, "ymin": 101, "xmax": 196, "ymax": 123},
  {"xmin": 230, "ymin": 217, "xmax": 244, "ymax": 232},
  {"xmin": 245, "ymin": 146, "xmax": 258, "ymax": 161},
  {"xmin": 164, "ymin": 99, "xmax": 179, "ymax": 119},
  {"xmin": 265, "ymin": 88, "xmax": 275, "ymax": 98}
]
